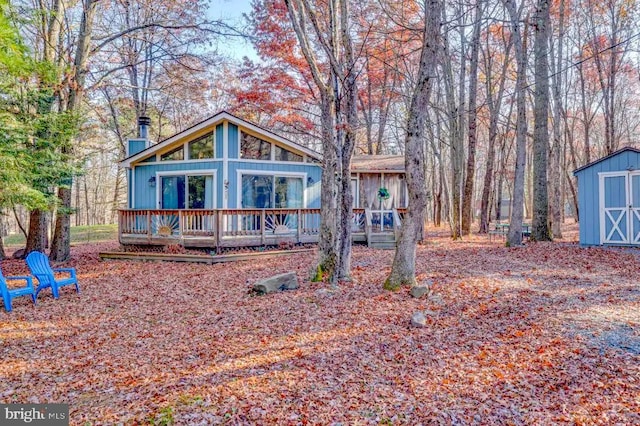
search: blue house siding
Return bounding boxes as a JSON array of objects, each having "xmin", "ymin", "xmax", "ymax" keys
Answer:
[
  {"xmin": 574, "ymin": 149, "xmax": 640, "ymax": 245},
  {"xmin": 228, "ymin": 161, "xmax": 322, "ymax": 209},
  {"xmin": 133, "ymin": 161, "xmax": 223, "ymax": 209},
  {"xmin": 128, "ymin": 139, "xmax": 146, "ymax": 157},
  {"xmin": 215, "ymin": 124, "xmax": 224, "ymax": 159},
  {"xmin": 228, "ymin": 123, "xmax": 239, "ymax": 159}
]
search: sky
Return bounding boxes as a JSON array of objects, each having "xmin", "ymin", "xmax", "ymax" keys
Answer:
[{"xmin": 208, "ymin": 0, "xmax": 260, "ymax": 62}]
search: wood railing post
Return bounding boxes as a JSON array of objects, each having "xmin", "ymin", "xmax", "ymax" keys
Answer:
[
  {"xmin": 364, "ymin": 208, "xmax": 372, "ymax": 247},
  {"xmin": 260, "ymin": 210, "xmax": 266, "ymax": 245},
  {"xmin": 146, "ymin": 211, "xmax": 151, "ymax": 242},
  {"xmin": 297, "ymin": 209, "xmax": 302, "ymax": 243},
  {"xmin": 216, "ymin": 210, "xmax": 223, "ymax": 249},
  {"xmin": 118, "ymin": 211, "xmax": 122, "ymax": 244}
]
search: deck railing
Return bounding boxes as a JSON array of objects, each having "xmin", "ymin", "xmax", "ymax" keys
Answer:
[
  {"xmin": 119, "ymin": 209, "xmax": 323, "ymax": 248},
  {"xmin": 118, "ymin": 208, "xmax": 402, "ymax": 248}
]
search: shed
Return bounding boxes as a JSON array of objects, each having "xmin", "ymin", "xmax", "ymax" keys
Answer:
[{"xmin": 573, "ymin": 147, "xmax": 640, "ymax": 246}]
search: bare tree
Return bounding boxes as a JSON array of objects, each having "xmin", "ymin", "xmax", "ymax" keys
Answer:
[
  {"xmin": 530, "ymin": 0, "xmax": 551, "ymax": 241},
  {"xmin": 385, "ymin": 0, "xmax": 442, "ymax": 289},
  {"xmin": 462, "ymin": 0, "xmax": 484, "ymax": 235},
  {"xmin": 284, "ymin": 0, "xmax": 358, "ymax": 286},
  {"xmin": 504, "ymin": 0, "xmax": 528, "ymax": 247}
]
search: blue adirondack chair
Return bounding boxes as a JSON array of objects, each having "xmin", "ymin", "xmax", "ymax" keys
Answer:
[
  {"xmin": 25, "ymin": 251, "xmax": 80, "ymax": 299},
  {"xmin": 0, "ymin": 266, "xmax": 36, "ymax": 312}
]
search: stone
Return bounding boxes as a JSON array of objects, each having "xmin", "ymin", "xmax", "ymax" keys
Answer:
[
  {"xmin": 410, "ymin": 286, "xmax": 430, "ymax": 299},
  {"xmin": 410, "ymin": 312, "xmax": 427, "ymax": 328},
  {"xmin": 252, "ymin": 272, "xmax": 299, "ymax": 295}
]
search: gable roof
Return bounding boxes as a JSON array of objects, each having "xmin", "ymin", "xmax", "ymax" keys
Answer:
[
  {"xmin": 573, "ymin": 147, "xmax": 640, "ymax": 175},
  {"xmin": 120, "ymin": 110, "xmax": 322, "ymax": 167},
  {"xmin": 351, "ymin": 155, "xmax": 405, "ymax": 172}
]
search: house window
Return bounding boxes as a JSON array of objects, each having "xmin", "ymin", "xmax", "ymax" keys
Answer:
[
  {"xmin": 160, "ymin": 174, "xmax": 214, "ymax": 209},
  {"xmin": 189, "ymin": 132, "xmax": 214, "ymax": 159},
  {"xmin": 160, "ymin": 145, "xmax": 184, "ymax": 161},
  {"xmin": 240, "ymin": 131, "xmax": 271, "ymax": 160},
  {"xmin": 275, "ymin": 145, "xmax": 303, "ymax": 162},
  {"xmin": 241, "ymin": 174, "xmax": 304, "ymax": 208}
]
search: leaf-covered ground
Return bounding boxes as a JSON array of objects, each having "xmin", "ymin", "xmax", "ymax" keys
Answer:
[{"xmin": 1, "ymin": 224, "xmax": 639, "ymax": 424}]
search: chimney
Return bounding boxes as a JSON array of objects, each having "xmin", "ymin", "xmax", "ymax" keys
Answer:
[{"xmin": 138, "ymin": 116, "xmax": 151, "ymax": 139}]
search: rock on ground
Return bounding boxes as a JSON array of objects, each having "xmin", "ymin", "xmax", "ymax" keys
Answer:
[
  {"xmin": 252, "ymin": 272, "xmax": 299, "ymax": 295},
  {"xmin": 410, "ymin": 286, "xmax": 430, "ymax": 298},
  {"xmin": 410, "ymin": 312, "xmax": 427, "ymax": 328}
]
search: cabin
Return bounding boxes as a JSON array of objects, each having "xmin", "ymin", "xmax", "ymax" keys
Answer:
[
  {"xmin": 573, "ymin": 147, "xmax": 640, "ymax": 246},
  {"xmin": 119, "ymin": 111, "xmax": 407, "ymax": 249}
]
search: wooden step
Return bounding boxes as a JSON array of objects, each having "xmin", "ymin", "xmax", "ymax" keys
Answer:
[
  {"xmin": 369, "ymin": 241, "xmax": 397, "ymax": 250},
  {"xmin": 368, "ymin": 233, "xmax": 396, "ymax": 242}
]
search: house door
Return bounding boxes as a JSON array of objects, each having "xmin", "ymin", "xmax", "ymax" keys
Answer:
[{"xmin": 600, "ymin": 172, "xmax": 640, "ymax": 244}]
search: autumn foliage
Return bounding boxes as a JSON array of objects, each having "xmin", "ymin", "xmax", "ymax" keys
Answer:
[{"xmin": 1, "ymin": 224, "xmax": 638, "ymax": 423}]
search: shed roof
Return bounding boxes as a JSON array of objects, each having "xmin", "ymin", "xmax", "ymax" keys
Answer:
[
  {"xmin": 351, "ymin": 155, "xmax": 405, "ymax": 172},
  {"xmin": 573, "ymin": 147, "xmax": 640, "ymax": 175}
]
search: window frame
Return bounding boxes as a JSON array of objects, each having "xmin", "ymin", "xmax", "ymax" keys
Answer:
[
  {"xmin": 155, "ymin": 170, "xmax": 217, "ymax": 209},
  {"xmin": 160, "ymin": 145, "xmax": 185, "ymax": 162},
  {"xmin": 188, "ymin": 131, "xmax": 215, "ymax": 160},
  {"xmin": 237, "ymin": 170, "xmax": 307, "ymax": 209}
]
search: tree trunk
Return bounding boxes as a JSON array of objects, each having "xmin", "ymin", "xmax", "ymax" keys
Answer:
[
  {"xmin": 384, "ymin": 0, "xmax": 442, "ymax": 290},
  {"xmin": 50, "ymin": 185, "xmax": 72, "ymax": 259},
  {"xmin": 549, "ymin": 0, "xmax": 565, "ymax": 238},
  {"xmin": 336, "ymin": 0, "xmax": 356, "ymax": 282},
  {"xmin": 504, "ymin": 0, "xmax": 527, "ymax": 247},
  {"xmin": 50, "ymin": 0, "xmax": 98, "ymax": 261},
  {"xmin": 25, "ymin": 210, "xmax": 47, "ymax": 255},
  {"xmin": 316, "ymin": 91, "xmax": 339, "ymax": 283},
  {"xmin": 461, "ymin": 0, "xmax": 483, "ymax": 235},
  {"xmin": 530, "ymin": 0, "xmax": 551, "ymax": 242},
  {"xmin": 0, "ymin": 214, "xmax": 5, "ymax": 260}
]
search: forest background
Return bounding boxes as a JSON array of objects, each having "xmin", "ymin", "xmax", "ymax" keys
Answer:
[{"xmin": 1, "ymin": 0, "xmax": 639, "ymax": 264}]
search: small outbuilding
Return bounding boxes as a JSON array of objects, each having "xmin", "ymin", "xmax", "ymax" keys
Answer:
[{"xmin": 573, "ymin": 147, "xmax": 640, "ymax": 246}]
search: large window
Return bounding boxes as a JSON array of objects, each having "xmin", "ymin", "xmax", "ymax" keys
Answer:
[
  {"xmin": 160, "ymin": 146, "xmax": 184, "ymax": 161},
  {"xmin": 275, "ymin": 145, "xmax": 303, "ymax": 162},
  {"xmin": 241, "ymin": 174, "xmax": 303, "ymax": 208},
  {"xmin": 240, "ymin": 131, "xmax": 271, "ymax": 160},
  {"xmin": 160, "ymin": 174, "xmax": 214, "ymax": 209},
  {"xmin": 189, "ymin": 132, "xmax": 214, "ymax": 159}
]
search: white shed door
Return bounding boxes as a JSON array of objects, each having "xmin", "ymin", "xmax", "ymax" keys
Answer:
[
  {"xmin": 599, "ymin": 172, "xmax": 640, "ymax": 244},
  {"xmin": 600, "ymin": 173, "xmax": 629, "ymax": 244}
]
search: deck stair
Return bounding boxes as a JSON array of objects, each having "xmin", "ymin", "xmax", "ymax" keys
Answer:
[{"xmin": 367, "ymin": 232, "xmax": 397, "ymax": 250}]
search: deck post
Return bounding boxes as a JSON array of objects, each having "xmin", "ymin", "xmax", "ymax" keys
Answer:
[
  {"xmin": 178, "ymin": 210, "xmax": 184, "ymax": 244},
  {"xmin": 118, "ymin": 211, "xmax": 123, "ymax": 245},
  {"xmin": 260, "ymin": 210, "xmax": 266, "ymax": 245},
  {"xmin": 216, "ymin": 210, "xmax": 223, "ymax": 249},
  {"xmin": 297, "ymin": 209, "xmax": 302, "ymax": 243},
  {"xmin": 146, "ymin": 211, "xmax": 151, "ymax": 243}
]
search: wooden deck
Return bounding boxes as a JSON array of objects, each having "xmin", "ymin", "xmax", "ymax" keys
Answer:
[{"xmin": 118, "ymin": 208, "xmax": 403, "ymax": 249}]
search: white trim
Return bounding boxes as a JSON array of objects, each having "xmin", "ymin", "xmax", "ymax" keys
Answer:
[
  {"xmin": 137, "ymin": 158, "xmax": 222, "ymax": 166},
  {"xmin": 235, "ymin": 169, "xmax": 307, "ymax": 209},
  {"xmin": 155, "ymin": 169, "xmax": 217, "ymax": 209},
  {"xmin": 223, "ymin": 121, "xmax": 229, "ymax": 208},
  {"xmin": 129, "ymin": 168, "xmax": 134, "ymax": 209},
  {"xmin": 598, "ymin": 171, "xmax": 630, "ymax": 177},
  {"xmin": 231, "ymin": 158, "xmax": 318, "ymax": 167},
  {"xmin": 120, "ymin": 111, "xmax": 322, "ymax": 167},
  {"xmin": 599, "ymin": 171, "xmax": 630, "ymax": 245},
  {"xmin": 351, "ymin": 176, "xmax": 359, "ymax": 208}
]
